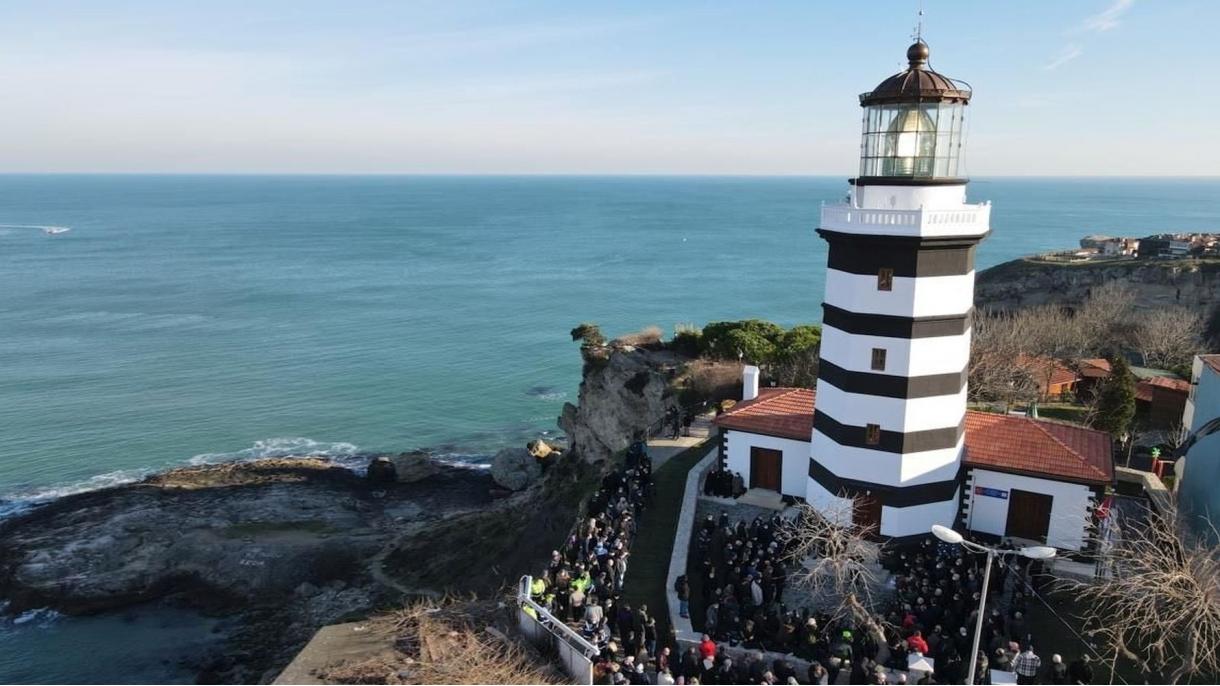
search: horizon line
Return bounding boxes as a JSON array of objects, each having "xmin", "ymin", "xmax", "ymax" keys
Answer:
[{"xmin": 1, "ymin": 172, "xmax": 1219, "ymax": 180}]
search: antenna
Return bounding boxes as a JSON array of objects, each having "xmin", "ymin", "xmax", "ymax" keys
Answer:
[{"xmin": 912, "ymin": 0, "xmax": 925, "ymax": 43}]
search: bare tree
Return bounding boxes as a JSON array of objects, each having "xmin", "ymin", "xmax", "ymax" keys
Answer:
[
  {"xmin": 1065, "ymin": 500, "xmax": 1220, "ymax": 684},
  {"xmin": 778, "ymin": 500, "xmax": 888, "ymax": 641},
  {"xmin": 1132, "ymin": 306, "xmax": 1204, "ymax": 370},
  {"xmin": 1074, "ymin": 282, "xmax": 1137, "ymax": 354},
  {"xmin": 970, "ymin": 309, "xmax": 1048, "ymax": 407}
]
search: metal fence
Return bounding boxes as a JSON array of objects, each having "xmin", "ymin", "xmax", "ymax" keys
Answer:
[{"xmin": 516, "ymin": 575, "xmax": 598, "ymax": 685}]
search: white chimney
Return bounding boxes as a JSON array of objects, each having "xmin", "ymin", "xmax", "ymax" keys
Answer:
[{"xmin": 742, "ymin": 365, "xmax": 760, "ymax": 401}]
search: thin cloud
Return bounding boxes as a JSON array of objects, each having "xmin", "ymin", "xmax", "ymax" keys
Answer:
[
  {"xmin": 1082, "ymin": 0, "xmax": 1135, "ymax": 33},
  {"xmin": 1044, "ymin": 44, "xmax": 1084, "ymax": 71}
]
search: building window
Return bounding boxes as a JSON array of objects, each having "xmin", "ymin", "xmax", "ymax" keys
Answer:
[
  {"xmin": 871, "ymin": 348, "xmax": 887, "ymax": 371},
  {"xmin": 865, "ymin": 423, "xmax": 881, "ymax": 445},
  {"xmin": 877, "ymin": 268, "xmax": 894, "ymax": 291}
]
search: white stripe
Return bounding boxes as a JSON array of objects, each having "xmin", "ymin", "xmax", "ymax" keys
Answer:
[
  {"xmin": 814, "ymin": 378, "xmax": 966, "ymax": 433},
  {"xmin": 811, "ymin": 431, "xmax": 963, "ymax": 486},
  {"xmin": 823, "ymin": 268, "xmax": 975, "ymax": 318},
  {"xmin": 819, "ymin": 324, "xmax": 971, "ymax": 377}
]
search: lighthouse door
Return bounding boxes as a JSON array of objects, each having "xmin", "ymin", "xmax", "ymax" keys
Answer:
[
  {"xmin": 749, "ymin": 447, "xmax": 783, "ymax": 493},
  {"xmin": 853, "ymin": 493, "xmax": 883, "ymax": 535}
]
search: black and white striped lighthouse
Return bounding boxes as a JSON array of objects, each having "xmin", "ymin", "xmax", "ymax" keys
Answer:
[{"xmin": 808, "ymin": 40, "xmax": 989, "ymax": 538}]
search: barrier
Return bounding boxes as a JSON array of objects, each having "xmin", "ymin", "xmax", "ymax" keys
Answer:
[
  {"xmin": 516, "ymin": 575, "xmax": 598, "ymax": 685},
  {"xmin": 665, "ymin": 448, "xmax": 718, "ymax": 645}
]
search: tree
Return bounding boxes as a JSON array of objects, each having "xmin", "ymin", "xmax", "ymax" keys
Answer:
[
  {"xmin": 569, "ymin": 322, "xmax": 605, "ymax": 347},
  {"xmin": 1132, "ymin": 306, "xmax": 1204, "ymax": 371},
  {"xmin": 1093, "ymin": 356, "xmax": 1136, "ymax": 438},
  {"xmin": 778, "ymin": 500, "xmax": 888, "ymax": 642},
  {"xmin": 701, "ymin": 320, "xmax": 785, "ymax": 361},
  {"xmin": 1067, "ymin": 501, "xmax": 1220, "ymax": 684}
]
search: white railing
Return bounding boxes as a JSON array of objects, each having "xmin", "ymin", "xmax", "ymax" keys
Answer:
[
  {"xmin": 516, "ymin": 575, "xmax": 598, "ymax": 684},
  {"xmin": 820, "ymin": 202, "xmax": 991, "ymax": 237}
]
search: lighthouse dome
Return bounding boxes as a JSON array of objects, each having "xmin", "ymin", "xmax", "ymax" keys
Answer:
[{"xmin": 859, "ymin": 41, "xmax": 971, "ymax": 106}]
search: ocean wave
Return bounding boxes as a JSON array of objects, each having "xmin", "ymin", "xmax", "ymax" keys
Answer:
[
  {"xmin": 0, "ymin": 223, "xmax": 72, "ymax": 232},
  {"xmin": 6, "ymin": 608, "xmax": 62, "ymax": 629},
  {"xmin": 0, "ymin": 438, "xmax": 363, "ymax": 519},
  {"xmin": 186, "ymin": 437, "xmax": 363, "ymax": 467},
  {"xmin": 0, "ymin": 467, "xmax": 156, "ymax": 519}
]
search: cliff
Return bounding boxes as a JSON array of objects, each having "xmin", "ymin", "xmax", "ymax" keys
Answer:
[
  {"xmin": 558, "ymin": 346, "xmax": 683, "ymax": 465},
  {"xmin": 976, "ymin": 257, "xmax": 1220, "ymax": 315}
]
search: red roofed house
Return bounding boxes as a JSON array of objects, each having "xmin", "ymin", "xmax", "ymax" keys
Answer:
[
  {"xmin": 715, "ymin": 368, "xmax": 1113, "ymax": 551},
  {"xmin": 1135, "ymin": 375, "xmax": 1191, "ymax": 430}
]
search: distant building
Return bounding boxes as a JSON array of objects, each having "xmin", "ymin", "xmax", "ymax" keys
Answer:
[
  {"xmin": 1138, "ymin": 234, "xmax": 1192, "ymax": 259},
  {"xmin": 1017, "ymin": 355, "xmax": 1080, "ymax": 400},
  {"xmin": 1135, "ymin": 375, "xmax": 1190, "ymax": 430}
]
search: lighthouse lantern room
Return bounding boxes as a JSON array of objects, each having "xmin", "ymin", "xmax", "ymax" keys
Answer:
[{"xmin": 808, "ymin": 40, "xmax": 991, "ymax": 539}]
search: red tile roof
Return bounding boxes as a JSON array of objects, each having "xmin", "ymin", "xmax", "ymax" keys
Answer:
[
  {"xmin": 1143, "ymin": 375, "xmax": 1190, "ymax": 393},
  {"xmin": 1017, "ymin": 354, "xmax": 1078, "ymax": 388},
  {"xmin": 963, "ymin": 412, "xmax": 1113, "ymax": 484},
  {"xmin": 1078, "ymin": 358, "xmax": 1112, "ymax": 378},
  {"xmin": 714, "ymin": 387, "xmax": 1113, "ymax": 485},
  {"xmin": 1134, "ymin": 383, "xmax": 1153, "ymax": 403},
  {"xmin": 714, "ymin": 387, "xmax": 815, "ymax": 441}
]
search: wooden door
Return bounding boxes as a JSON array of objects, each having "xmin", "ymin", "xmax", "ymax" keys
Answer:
[
  {"xmin": 749, "ymin": 447, "xmax": 782, "ymax": 493},
  {"xmin": 1006, "ymin": 489, "xmax": 1053, "ymax": 541},
  {"xmin": 853, "ymin": 493, "xmax": 883, "ymax": 534}
]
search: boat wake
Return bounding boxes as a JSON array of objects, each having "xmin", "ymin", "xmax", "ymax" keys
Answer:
[{"xmin": 0, "ymin": 223, "xmax": 72, "ymax": 236}]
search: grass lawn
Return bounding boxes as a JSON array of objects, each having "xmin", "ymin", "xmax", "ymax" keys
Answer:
[
  {"xmin": 621, "ymin": 439, "xmax": 715, "ymax": 648},
  {"xmin": 1036, "ymin": 404, "xmax": 1090, "ymax": 424}
]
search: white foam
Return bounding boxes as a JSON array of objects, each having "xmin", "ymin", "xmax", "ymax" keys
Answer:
[
  {"xmin": 7, "ymin": 608, "xmax": 62, "ymax": 628},
  {"xmin": 0, "ymin": 438, "xmax": 362, "ymax": 519}
]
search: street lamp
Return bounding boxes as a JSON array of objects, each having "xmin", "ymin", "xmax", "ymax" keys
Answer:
[{"xmin": 930, "ymin": 525, "xmax": 1056, "ymax": 685}]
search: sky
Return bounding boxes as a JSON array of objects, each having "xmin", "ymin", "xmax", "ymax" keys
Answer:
[{"xmin": 2, "ymin": 0, "xmax": 1216, "ymax": 175}]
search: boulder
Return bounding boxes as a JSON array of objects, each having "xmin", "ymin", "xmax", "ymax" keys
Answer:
[
  {"xmin": 366, "ymin": 457, "xmax": 397, "ymax": 483},
  {"xmin": 388, "ymin": 451, "xmax": 441, "ymax": 483},
  {"xmin": 490, "ymin": 447, "xmax": 542, "ymax": 491},
  {"xmin": 527, "ymin": 439, "xmax": 559, "ymax": 460}
]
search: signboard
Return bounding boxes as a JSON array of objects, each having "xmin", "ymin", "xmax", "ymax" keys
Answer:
[{"xmin": 974, "ymin": 486, "xmax": 1008, "ymax": 499}]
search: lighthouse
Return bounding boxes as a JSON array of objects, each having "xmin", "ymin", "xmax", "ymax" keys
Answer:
[{"xmin": 808, "ymin": 40, "xmax": 990, "ymax": 538}]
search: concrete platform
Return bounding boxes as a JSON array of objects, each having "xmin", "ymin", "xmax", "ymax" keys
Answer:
[{"xmin": 735, "ymin": 487, "xmax": 785, "ymax": 511}]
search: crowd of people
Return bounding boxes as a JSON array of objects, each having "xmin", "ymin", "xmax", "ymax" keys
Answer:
[
  {"xmin": 523, "ymin": 439, "xmax": 1097, "ymax": 685},
  {"xmin": 685, "ymin": 507, "xmax": 1097, "ymax": 684}
]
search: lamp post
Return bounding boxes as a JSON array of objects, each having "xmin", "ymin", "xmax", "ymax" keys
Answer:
[{"xmin": 930, "ymin": 525, "xmax": 1056, "ymax": 685}]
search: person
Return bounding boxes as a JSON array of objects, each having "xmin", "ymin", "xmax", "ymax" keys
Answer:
[
  {"xmin": 698, "ymin": 634, "xmax": 716, "ymax": 660},
  {"xmin": 675, "ymin": 574, "xmax": 690, "ymax": 618},
  {"xmin": 1067, "ymin": 655, "xmax": 1093, "ymax": 685},
  {"xmin": 908, "ymin": 629, "xmax": 929, "ymax": 655},
  {"xmin": 1013, "ymin": 644, "xmax": 1042, "ymax": 684},
  {"xmin": 1047, "ymin": 654, "xmax": 1069, "ymax": 684}
]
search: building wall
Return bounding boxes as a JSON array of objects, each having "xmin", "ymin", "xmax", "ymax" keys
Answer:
[
  {"xmin": 722, "ymin": 430, "xmax": 810, "ymax": 499},
  {"xmin": 964, "ymin": 468, "xmax": 1095, "ymax": 551},
  {"xmin": 1180, "ymin": 358, "xmax": 1220, "ymax": 539}
]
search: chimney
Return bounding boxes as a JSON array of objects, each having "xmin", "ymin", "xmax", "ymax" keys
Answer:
[{"xmin": 742, "ymin": 365, "xmax": 760, "ymax": 401}]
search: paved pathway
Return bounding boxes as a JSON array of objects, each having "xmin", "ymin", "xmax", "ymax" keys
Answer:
[{"xmin": 647, "ymin": 413, "xmax": 714, "ymax": 470}]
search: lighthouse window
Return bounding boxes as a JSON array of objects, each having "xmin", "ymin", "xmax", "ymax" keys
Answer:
[
  {"xmin": 877, "ymin": 268, "xmax": 894, "ymax": 291},
  {"xmin": 871, "ymin": 348, "xmax": 887, "ymax": 371},
  {"xmin": 865, "ymin": 424, "xmax": 882, "ymax": 445}
]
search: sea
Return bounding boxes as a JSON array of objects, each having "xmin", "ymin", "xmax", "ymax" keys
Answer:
[{"xmin": 1, "ymin": 175, "xmax": 1218, "ymax": 682}]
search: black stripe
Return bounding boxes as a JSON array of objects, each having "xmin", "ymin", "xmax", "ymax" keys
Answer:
[
  {"xmin": 808, "ymin": 457, "xmax": 961, "ymax": 508},
  {"xmin": 812, "ymin": 410, "xmax": 963, "ymax": 453},
  {"xmin": 850, "ymin": 176, "xmax": 969, "ymax": 187},
  {"xmin": 821, "ymin": 303, "xmax": 971, "ymax": 339},
  {"xmin": 817, "ymin": 359, "xmax": 966, "ymax": 399},
  {"xmin": 819, "ymin": 229, "xmax": 979, "ymax": 278}
]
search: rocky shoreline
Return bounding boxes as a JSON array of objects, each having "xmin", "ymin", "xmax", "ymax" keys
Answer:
[{"xmin": 0, "ymin": 453, "xmax": 584, "ymax": 683}]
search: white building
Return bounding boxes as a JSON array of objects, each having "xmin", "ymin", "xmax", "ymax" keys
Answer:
[
  {"xmin": 715, "ymin": 385, "xmax": 1113, "ymax": 550},
  {"xmin": 1178, "ymin": 354, "xmax": 1220, "ymax": 539},
  {"xmin": 712, "ymin": 41, "xmax": 1114, "ymax": 551}
]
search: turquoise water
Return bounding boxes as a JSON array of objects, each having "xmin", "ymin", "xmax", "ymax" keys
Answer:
[
  {"xmin": 1, "ymin": 175, "xmax": 1219, "ymax": 682},
  {"xmin": 3, "ymin": 176, "xmax": 1220, "ymax": 509}
]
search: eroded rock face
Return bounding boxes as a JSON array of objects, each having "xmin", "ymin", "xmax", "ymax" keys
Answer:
[
  {"xmin": 490, "ymin": 447, "xmax": 541, "ymax": 491},
  {"xmin": 559, "ymin": 347, "xmax": 679, "ymax": 465},
  {"xmin": 977, "ymin": 258, "xmax": 1220, "ymax": 313}
]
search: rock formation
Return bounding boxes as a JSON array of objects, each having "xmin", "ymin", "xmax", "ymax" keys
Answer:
[
  {"xmin": 490, "ymin": 447, "xmax": 542, "ymax": 491},
  {"xmin": 976, "ymin": 257, "xmax": 1220, "ymax": 314},
  {"xmin": 558, "ymin": 346, "xmax": 681, "ymax": 465}
]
